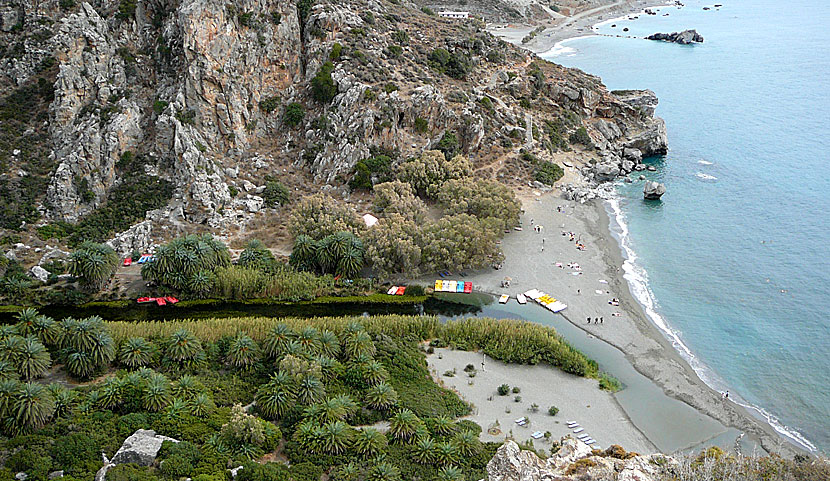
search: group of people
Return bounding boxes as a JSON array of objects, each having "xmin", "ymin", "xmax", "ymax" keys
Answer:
[{"xmin": 587, "ymin": 316, "xmax": 604, "ymax": 324}]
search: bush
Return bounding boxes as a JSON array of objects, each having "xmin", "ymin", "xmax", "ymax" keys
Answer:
[
  {"xmin": 262, "ymin": 179, "xmax": 290, "ymax": 207},
  {"xmin": 329, "ymin": 43, "xmax": 342, "ymax": 61},
  {"xmin": 548, "ymin": 405, "xmax": 559, "ymax": 416},
  {"xmin": 283, "ymin": 103, "xmax": 305, "ymax": 127},
  {"xmin": 67, "ymin": 242, "xmax": 119, "ymax": 291},
  {"xmin": 140, "ymin": 234, "xmax": 230, "ymax": 295},
  {"xmin": 259, "ymin": 96, "xmax": 280, "ymax": 113},
  {"xmin": 311, "ymin": 62, "xmax": 337, "ymax": 104},
  {"xmin": 569, "ymin": 126, "xmax": 592, "ymax": 146},
  {"xmin": 287, "ymin": 193, "xmax": 364, "ymax": 240},
  {"xmin": 436, "ymin": 178, "xmax": 521, "ymax": 231},
  {"xmin": 497, "ymin": 384, "xmax": 509, "ymax": 396},
  {"xmin": 421, "ymin": 6, "xmax": 434, "ymax": 15},
  {"xmin": 387, "ymin": 45, "xmax": 403, "ymax": 58},
  {"xmin": 534, "ymin": 162, "xmax": 564, "ymax": 186}
]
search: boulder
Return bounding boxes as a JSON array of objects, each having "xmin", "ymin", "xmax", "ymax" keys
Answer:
[
  {"xmin": 646, "ymin": 29, "xmax": 704, "ymax": 44},
  {"xmin": 644, "ymin": 181, "xmax": 666, "ymax": 200},
  {"xmin": 48, "ymin": 472, "xmax": 64, "ymax": 479},
  {"xmin": 623, "ymin": 147, "xmax": 643, "ymax": 162},
  {"xmin": 110, "ymin": 429, "xmax": 179, "ymax": 467},
  {"xmin": 30, "ymin": 266, "xmax": 49, "ymax": 283},
  {"xmin": 594, "ymin": 161, "xmax": 621, "ymax": 181}
]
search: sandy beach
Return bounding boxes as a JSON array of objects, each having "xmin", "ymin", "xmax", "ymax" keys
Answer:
[
  {"xmin": 426, "ymin": 347, "xmax": 656, "ymax": 453},
  {"xmin": 487, "ymin": 0, "xmax": 676, "ymax": 55},
  {"xmin": 454, "ymin": 193, "xmax": 801, "ymax": 457}
]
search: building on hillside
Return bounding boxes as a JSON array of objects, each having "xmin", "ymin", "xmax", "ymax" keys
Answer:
[{"xmin": 438, "ymin": 11, "xmax": 470, "ymax": 19}]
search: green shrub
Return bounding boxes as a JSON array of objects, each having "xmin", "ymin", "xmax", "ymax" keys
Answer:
[
  {"xmin": 568, "ymin": 126, "xmax": 592, "ymax": 146},
  {"xmin": 387, "ymin": 45, "xmax": 403, "ymax": 58},
  {"xmin": 548, "ymin": 405, "xmax": 559, "ymax": 416},
  {"xmin": 271, "ymin": 11, "xmax": 281, "ymax": 24},
  {"xmin": 534, "ymin": 161, "xmax": 564, "ymax": 186},
  {"xmin": 311, "ymin": 62, "xmax": 337, "ymax": 104},
  {"xmin": 497, "ymin": 384, "xmax": 509, "ymax": 395},
  {"xmin": 598, "ymin": 373, "xmax": 622, "ymax": 392},
  {"xmin": 330, "ymin": 43, "xmax": 342, "ymax": 61},
  {"xmin": 116, "ymin": 0, "xmax": 137, "ymax": 19},
  {"xmin": 36, "ymin": 221, "xmax": 74, "ymax": 241},
  {"xmin": 392, "ymin": 30, "xmax": 409, "ymax": 44},
  {"xmin": 421, "ymin": 6, "xmax": 434, "ymax": 15},
  {"xmin": 259, "ymin": 95, "xmax": 280, "ymax": 113},
  {"xmin": 283, "ymin": 103, "xmax": 305, "ymax": 127},
  {"xmin": 262, "ymin": 179, "xmax": 290, "ymax": 207},
  {"xmin": 478, "ymin": 96, "xmax": 493, "ymax": 111},
  {"xmin": 238, "ymin": 12, "xmax": 254, "ymax": 27},
  {"xmin": 384, "ymin": 83, "xmax": 398, "ymax": 94}
]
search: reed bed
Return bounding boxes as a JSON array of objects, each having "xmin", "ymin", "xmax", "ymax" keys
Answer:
[{"xmin": 106, "ymin": 315, "xmax": 596, "ymax": 378}]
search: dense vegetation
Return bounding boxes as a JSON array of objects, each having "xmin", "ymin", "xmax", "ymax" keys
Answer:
[
  {"xmin": 67, "ymin": 242, "xmax": 119, "ymax": 292},
  {"xmin": 0, "ymin": 312, "xmax": 530, "ymax": 481}
]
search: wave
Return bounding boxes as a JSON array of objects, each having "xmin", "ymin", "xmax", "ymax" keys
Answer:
[
  {"xmin": 542, "ymin": 36, "xmax": 597, "ymax": 58},
  {"xmin": 604, "ymin": 194, "xmax": 817, "ymax": 453},
  {"xmin": 695, "ymin": 172, "xmax": 718, "ymax": 180},
  {"xmin": 697, "ymin": 160, "xmax": 714, "ymax": 165}
]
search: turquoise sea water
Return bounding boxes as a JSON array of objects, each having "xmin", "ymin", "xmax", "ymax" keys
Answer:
[{"xmin": 545, "ymin": 0, "xmax": 830, "ymax": 453}]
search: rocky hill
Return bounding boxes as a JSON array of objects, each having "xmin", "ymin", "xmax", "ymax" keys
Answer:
[{"xmin": 0, "ymin": 0, "xmax": 664, "ymax": 264}]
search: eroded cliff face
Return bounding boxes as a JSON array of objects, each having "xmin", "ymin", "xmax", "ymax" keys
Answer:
[{"xmin": 0, "ymin": 0, "xmax": 665, "ymax": 252}]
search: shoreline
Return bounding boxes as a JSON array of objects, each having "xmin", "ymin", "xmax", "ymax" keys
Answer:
[
  {"xmin": 451, "ymin": 191, "xmax": 806, "ymax": 457},
  {"xmin": 486, "ymin": 0, "xmax": 675, "ymax": 55}
]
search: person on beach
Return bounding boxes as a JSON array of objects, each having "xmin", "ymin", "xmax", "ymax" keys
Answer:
[
  {"xmin": 577, "ymin": 289, "xmax": 581, "ymax": 295},
  {"xmin": 587, "ymin": 317, "xmax": 591, "ymax": 324},
  {"xmin": 725, "ymin": 391, "xmax": 729, "ymax": 400},
  {"xmin": 600, "ymin": 317, "xmax": 604, "ymax": 324}
]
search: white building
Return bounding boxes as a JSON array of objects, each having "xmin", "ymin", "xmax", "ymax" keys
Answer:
[{"xmin": 438, "ymin": 11, "xmax": 470, "ymax": 19}]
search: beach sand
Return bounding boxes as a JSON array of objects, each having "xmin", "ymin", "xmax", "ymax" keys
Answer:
[
  {"xmin": 487, "ymin": 0, "xmax": 676, "ymax": 55},
  {"xmin": 426, "ymin": 347, "xmax": 656, "ymax": 453},
  {"xmin": 455, "ymin": 193, "xmax": 799, "ymax": 456}
]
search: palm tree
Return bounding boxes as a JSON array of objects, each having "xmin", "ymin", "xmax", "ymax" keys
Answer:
[
  {"xmin": 172, "ymin": 374, "xmax": 201, "ymax": 400},
  {"xmin": 0, "ymin": 335, "xmax": 23, "ymax": 363},
  {"xmin": 437, "ymin": 466, "xmax": 464, "ymax": 481},
  {"xmin": 0, "ymin": 360, "xmax": 17, "ymax": 380},
  {"xmin": 188, "ymin": 392, "xmax": 215, "ymax": 418},
  {"xmin": 289, "ymin": 235, "xmax": 318, "ymax": 272},
  {"xmin": 15, "ymin": 309, "xmax": 58, "ymax": 345},
  {"xmin": 331, "ymin": 394, "xmax": 358, "ymax": 418},
  {"xmin": 320, "ymin": 397, "xmax": 347, "ymax": 423},
  {"xmin": 314, "ymin": 236, "xmax": 336, "ymax": 274},
  {"xmin": 329, "ymin": 231, "xmax": 354, "ymax": 261},
  {"xmin": 319, "ymin": 420, "xmax": 352, "ymax": 454},
  {"xmin": 118, "ymin": 337, "xmax": 155, "ymax": 368},
  {"xmin": 262, "ymin": 323, "xmax": 295, "ymax": 358},
  {"xmin": 363, "ymin": 360, "xmax": 388, "ymax": 385},
  {"xmin": 431, "ymin": 415, "xmax": 457, "ymax": 437},
  {"xmin": 65, "ymin": 351, "xmax": 96, "ymax": 379},
  {"xmin": 333, "ymin": 463, "xmax": 360, "ymax": 481},
  {"xmin": 336, "ymin": 245, "xmax": 364, "ymax": 279},
  {"xmin": 16, "ymin": 337, "xmax": 50, "ymax": 380},
  {"xmin": 353, "ymin": 427, "xmax": 387, "ymax": 457},
  {"xmin": 412, "ymin": 437, "xmax": 436, "ymax": 464},
  {"xmin": 67, "ymin": 242, "xmax": 118, "ymax": 291},
  {"xmin": 59, "ymin": 317, "xmax": 97, "ymax": 352},
  {"xmin": 188, "ymin": 270, "xmax": 216, "ymax": 298},
  {"xmin": 89, "ymin": 330, "xmax": 116, "ymax": 366},
  {"xmin": 293, "ymin": 421, "xmax": 320, "ymax": 453},
  {"xmin": 316, "ymin": 356, "xmax": 343, "ymax": 382},
  {"xmin": 343, "ymin": 330, "xmax": 376, "ymax": 360},
  {"xmin": 255, "ymin": 377, "xmax": 296, "ymax": 420},
  {"xmin": 296, "ymin": 373, "xmax": 325, "ymax": 405},
  {"xmin": 296, "ymin": 326, "xmax": 322, "ymax": 356},
  {"xmin": 0, "ymin": 378, "xmax": 20, "ymax": 418},
  {"xmin": 227, "ymin": 334, "xmax": 260, "ymax": 369},
  {"xmin": 166, "ymin": 398, "xmax": 188, "ymax": 418},
  {"xmin": 165, "ymin": 329, "xmax": 204, "ymax": 364},
  {"xmin": 319, "ymin": 330, "xmax": 340, "ymax": 358},
  {"xmin": 451, "ymin": 430, "xmax": 481, "ymax": 457},
  {"xmin": 98, "ymin": 377, "xmax": 124, "ymax": 410},
  {"xmin": 48, "ymin": 383, "xmax": 74, "ymax": 418},
  {"xmin": 142, "ymin": 373, "xmax": 171, "ymax": 412},
  {"xmin": 367, "ymin": 463, "xmax": 401, "ymax": 481},
  {"xmin": 11, "ymin": 382, "xmax": 55, "ymax": 434},
  {"xmin": 365, "ymin": 382, "xmax": 398, "ymax": 410},
  {"xmin": 0, "ymin": 325, "xmax": 18, "ymax": 340},
  {"xmin": 302, "ymin": 403, "xmax": 325, "ymax": 423},
  {"xmin": 434, "ymin": 442, "xmax": 459, "ymax": 466},
  {"xmin": 389, "ymin": 409, "xmax": 422, "ymax": 443}
]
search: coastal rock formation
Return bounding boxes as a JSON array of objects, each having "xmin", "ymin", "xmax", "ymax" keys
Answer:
[
  {"xmin": 646, "ymin": 29, "xmax": 704, "ymax": 44},
  {"xmin": 111, "ymin": 429, "xmax": 179, "ymax": 466},
  {"xmin": 485, "ymin": 439, "xmax": 677, "ymax": 481},
  {"xmin": 643, "ymin": 180, "xmax": 666, "ymax": 199}
]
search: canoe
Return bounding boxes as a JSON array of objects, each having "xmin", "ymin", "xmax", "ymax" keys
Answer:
[
  {"xmin": 395, "ymin": 286, "xmax": 406, "ymax": 295},
  {"xmin": 136, "ymin": 297, "xmax": 153, "ymax": 303},
  {"xmin": 123, "ymin": 258, "xmax": 132, "ymax": 266},
  {"xmin": 435, "ymin": 280, "xmax": 443, "ymax": 291},
  {"xmin": 517, "ymin": 293, "xmax": 527, "ymax": 304},
  {"xmin": 388, "ymin": 286, "xmax": 398, "ymax": 295},
  {"xmin": 463, "ymin": 282, "xmax": 472, "ymax": 293},
  {"xmin": 446, "ymin": 281, "xmax": 457, "ymax": 292},
  {"xmin": 165, "ymin": 296, "xmax": 179, "ymax": 304},
  {"xmin": 155, "ymin": 298, "xmax": 167, "ymax": 306},
  {"xmin": 455, "ymin": 282, "xmax": 464, "ymax": 293},
  {"xmin": 498, "ymin": 295, "xmax": 509, "ymax": 304}
]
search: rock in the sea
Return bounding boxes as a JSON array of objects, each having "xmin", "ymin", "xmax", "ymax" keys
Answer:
[
  {"xmin": 646, "ymin": 29, "xmax": 704, "ymax": 44},
  {"xmin": 644, "ymin": 181, "xmax": 666, "ymax": 199},
  {"xmin": 110, "ymin": 429, "xmax": 179, "ymax": 466}
]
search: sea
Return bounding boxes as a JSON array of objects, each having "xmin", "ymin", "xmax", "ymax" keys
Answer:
[{"xmin": 544, "ymin": 0, "xmax": 830, "ymax": 454}]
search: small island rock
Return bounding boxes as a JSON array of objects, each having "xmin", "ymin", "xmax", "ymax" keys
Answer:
[
  {"xmin": 646, "ymin": 29, "xmax": 704, "ymax": 44},
  {"xmin": 643, "ymin": 181, "xmax": 667, "ymax": 200}
]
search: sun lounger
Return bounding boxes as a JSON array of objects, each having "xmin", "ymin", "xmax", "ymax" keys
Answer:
[
  {"xmin": 514, "ymin": 417, "xmax": 526, "ymax": 424},
  {"xmin": 577, "ymin": 434, "xmax": 590, "ymax": 440},
  {"xmin": 531, "ymin": 431, "xmax": 544, "ymax": 439},
  {"xmin": 566, "ymin": 421, "xmax": 578, "ymax": 426},
  {"xmin": 584, "ymin": 439, "xmax": 596, "ymax": 445},
  {"xmin": 136, "ymin": 297, "xmax": 152, "ymax": 303},
  {"xmin": 435, "ymin": 280, "xmax": 442, "ymax": 290},
  {"xmin": 573, "ymin": 427, "xmax": 584, "ymax": 433}
]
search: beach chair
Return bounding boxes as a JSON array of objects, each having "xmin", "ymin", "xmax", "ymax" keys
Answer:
[
  {"xmin": 573, "ymin": 427, "xmax": 584, "ymax": 433},
  {"xmin": 531, "ymin": 431, "xmax": 544, "ymax": 439},
  {"xmin": 577, "ymin": 434, "xmax": 590, "ymax": 440}
]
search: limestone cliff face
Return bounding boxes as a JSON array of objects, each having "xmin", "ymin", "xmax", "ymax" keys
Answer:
[
  {"xmin": 485, "ymin": 439, "xmax": 677, "ymax": 481},
  {"xmin": 0, "ymin": 0, "xmax": 665, "ymax": 248}
]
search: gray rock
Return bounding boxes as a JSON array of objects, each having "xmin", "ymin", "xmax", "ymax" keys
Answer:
[
  {"xmin": 644, "ymin": 181, "xmax": 666, "ymax": 200},
  {"xmin": 48, "ymin": 471, "xmax": 64, "ymax": 479},
  {"xmin": 646, "ymin": 29, "xmax": 704, "ymax": 44},
  {"xmin": 229, "ymin": 466, "xmax": 244, "ymax": 478},
  {"xmin": 647, "ymin": 165, "xmax": 657, "ymax": 172},
  {"xmin": 0, "ymin": 5, "xmax": 22, "ymax": 32},
  {"xmin": 106, "ymin": 221, "xmax": 153, "ymax": 258},
  {"xmin": 30, "ymin": 266, "xmax": 49, "ymax": 283},
  {"xmin": 612, "ymin": 89, "xmax": 660, "ymax": 117},
  {"xmin": 15, "ymin": 473, "xmax": 26, "ymax": 481},
  {"xmin": 110, "ymin": 429, "xmax": 179, "ymax": 467},
  {"xmin": 623, "ymin": 147, "xmax": 643, "ymax": 162},
  {"xmin": 634, "ymin": 164, "xmax": 647, "ymax": 171},
  {"xmin": 639, "ymin": 175, "xmax": 647, "ymax": 180}
]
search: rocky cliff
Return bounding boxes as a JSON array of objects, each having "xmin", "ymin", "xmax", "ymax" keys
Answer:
[
  {"xmin": 0, "ymin": 0, "xmax": 665, "ymax": 259},
  {"xmin": 485, "ymin": 438, "xmax": 675, "ymax": 481}
]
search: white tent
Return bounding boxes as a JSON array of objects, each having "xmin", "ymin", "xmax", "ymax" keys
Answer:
[{"xmin": 362, "ymin": 213, "xmax": 378, "ymax": 228}]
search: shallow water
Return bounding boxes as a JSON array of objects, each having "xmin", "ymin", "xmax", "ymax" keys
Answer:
[{"xmin": 545, "ymin": 0, "xmax": 830, "ymax": 453}]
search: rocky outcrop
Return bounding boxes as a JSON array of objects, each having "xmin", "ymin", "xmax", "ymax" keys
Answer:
[
  {"xmin": 646, "ymin": 29, "xmax": 704, "ymax": 44},
  {"xmin": 106, "ymin": 220, "xmax": 155, "ymax": 258},
  {"xmin": 484, "ymin": 439, "xmax": 677, "ymax": 481},
  {"xmin": 111, "ymin": 429, "xmax": 179, "ymax": 466},
  {"xmin": 643, "ymin": 180, "xmax": 666, "ymax": 200}
]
